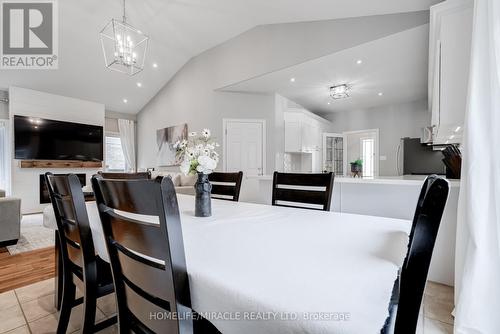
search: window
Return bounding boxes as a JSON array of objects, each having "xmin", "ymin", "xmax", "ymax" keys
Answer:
[
  {"xmin": 105, "ymin": 135, "xmax": 126, "ymax": 171},
  {"xmin": 361, "ymin": 138, "xmax": 375, "ymax": 177}
]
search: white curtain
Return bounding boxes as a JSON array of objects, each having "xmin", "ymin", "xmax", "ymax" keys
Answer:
[
  {"xmin": 0, "ymin": 120, "xmax": 10, "ymax": 195},
  {"xmin": 118, "ymin": 119, "xmax": 136, "ymax": 172},
  {"xmin": 455, "ymin": 0, "xmax": 500, "ymax": 332}
]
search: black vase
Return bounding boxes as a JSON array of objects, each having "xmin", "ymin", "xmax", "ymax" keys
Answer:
[{"xmin": 194, "ymin": 172, "xmax": 212, "ymax": 217}]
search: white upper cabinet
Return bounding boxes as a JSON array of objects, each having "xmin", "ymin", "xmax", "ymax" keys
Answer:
[
  {"xmin": 284, "ymin": 119, "xmax": 302, "ymax": 152},
  {"xmin": 428, "ymin": 0, "xmax": 473, "ymax": 144},
  {"xmin": 284, "ymin": 110, "xmax": 324, "ymax": 153}
]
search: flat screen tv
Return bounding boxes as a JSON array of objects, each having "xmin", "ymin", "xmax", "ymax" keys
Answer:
[{"xmin": 14, "ymin": 115, "xmax": 103, "ymax": 161}]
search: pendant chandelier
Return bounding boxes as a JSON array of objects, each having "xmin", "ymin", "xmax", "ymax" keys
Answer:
[
  {"xmin": 100, "ymin": 0, "xmax": 149, "ymax": 76},
  {"xmin": 329, "ymin": 84, "xmax": 351, "ymax": 100}
]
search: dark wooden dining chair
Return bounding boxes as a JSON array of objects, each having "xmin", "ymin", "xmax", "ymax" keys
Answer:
[
  {"xmin": 92, "ymin": 175, "xmax": 220, "ymax": 333},
  {"xmin": 382, "ymin": 174, "xmax": 449, "ymax": 334},
  {"xmin": 208, "ymin": 171, "xmax": 243, "ymax": 201},
  {"xmin": 97, "ymin": 171, "xmax": 151, "ymax": 179},
  {"xmin": 45, "ymin": 173, "xmax": 117, "ymax": 334},
  {"xmin": 271, "ymin": 172, "xmax": 334, "ymax": 211}
]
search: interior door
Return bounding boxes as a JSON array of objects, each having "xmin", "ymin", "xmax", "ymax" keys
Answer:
[
  {"xmin": 323, "ymin": 133, "xmax": 344, "ymax": 175},
  {"xmin": 225, "ymin": 120, "xmax": 264, "ymax": 176}
]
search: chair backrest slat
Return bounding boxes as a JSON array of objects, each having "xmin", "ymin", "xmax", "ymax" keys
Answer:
[
  {"xmin": 208, "ymin": 171, "xmax": 243, "ymax": 201},
  {"xmin": 392, "ymin": 175, "xmax": 449, "ymax": 333},
  {"xmin": 271, "ymin": 172, "xmax": 334, "ymax": 211},
  {"xmin": 92, "ymin": 176, "xmax": 192, "ymax": 334},
  {"xmin": 102, "ymin": 209, "xmax": 168, "ymax": 260},
  {"xmin": 97, "ymin": 171, "xmax": 151, "ymax": 180}
]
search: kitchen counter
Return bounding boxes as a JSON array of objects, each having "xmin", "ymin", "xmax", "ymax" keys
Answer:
[{"xmin": 247, "ymin": 174, "xmax": 461, "ymax": 187}]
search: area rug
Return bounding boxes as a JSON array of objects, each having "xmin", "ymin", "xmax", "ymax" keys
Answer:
[{"xmin": 7, "ymin": 214, "xmax": 55, "ymax": 255}]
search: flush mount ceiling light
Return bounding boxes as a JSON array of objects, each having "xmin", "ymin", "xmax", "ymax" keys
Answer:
[
  {"xmin": 330, "ymin": 84, "xmax": 351, "ymax": 100},
  {"xmin": 100, "ymin": 0, "xmax": 149, "ymax": 76}
]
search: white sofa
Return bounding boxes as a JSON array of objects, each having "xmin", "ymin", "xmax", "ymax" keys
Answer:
[{"xmin": 151, "ymin": 171, "xmax": 196, "ymax": 196}]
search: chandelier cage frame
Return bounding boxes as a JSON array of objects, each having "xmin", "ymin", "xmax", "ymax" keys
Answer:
[{"xmin": 99, "ymin": 0, "xmax": 149, "ymax": 76}]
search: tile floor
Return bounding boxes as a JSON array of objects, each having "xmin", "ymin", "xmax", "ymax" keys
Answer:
[
  {"xmin": 0, "ymin": 278, "xmax": 454, "ymax": 333},
  {"xmin": 0, "ymin": 278, "xmax": 117, "ymax": 334}
]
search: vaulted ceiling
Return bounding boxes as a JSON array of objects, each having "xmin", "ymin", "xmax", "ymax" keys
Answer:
[
  {"xmin": 221, "ymin": 24, "xmax": 430, "ymax": 113},
  {"xmin": 0, "ymin": 0, "xmax": 441, "ymax": 114}
]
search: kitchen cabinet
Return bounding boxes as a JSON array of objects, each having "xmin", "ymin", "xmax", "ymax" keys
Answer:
[
  {"xmin": 428, "ymin": 0, "xmax": 473, "ymax": 144},
  {"xmin": 284, "ymin": 120, "xmax": 302, "ymax": 152},
  {"xmin": 284, "ymin": 108, "xmax": 333, "ymax": 173},
  {"xmin": 284, "ymin": 110, "xmax": 321, "ymax": 153}
]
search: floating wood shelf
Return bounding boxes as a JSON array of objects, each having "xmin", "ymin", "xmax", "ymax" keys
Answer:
[{"xmin": 20, "ymin": 160, "xmax": 103, "ymax": 169}]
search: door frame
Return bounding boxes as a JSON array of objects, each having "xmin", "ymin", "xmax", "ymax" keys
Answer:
[
  {"xmin": 222, "ymin": 118, "xmax": 267, "ymax": 174},
  {"xmin": 342, "ymin": 128, "xmax": 380, "ymax": 177}
]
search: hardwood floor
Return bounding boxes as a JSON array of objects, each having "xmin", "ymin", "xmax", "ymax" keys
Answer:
[{"xmin": 0, "ymin": 246, "xmax": 55, "ymax": 293}]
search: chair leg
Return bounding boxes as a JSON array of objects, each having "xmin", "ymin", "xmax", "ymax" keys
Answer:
[
  {"xmin": 54, "ymin": 233, "xmax": 63, "ymax": 311},
  {"xmin": 57, "ymin": 279, "xmax": 75, "ymax": 334},
  {"xmin": 81, "ymin": 284, "xmax": 97, "ymax": 334}
]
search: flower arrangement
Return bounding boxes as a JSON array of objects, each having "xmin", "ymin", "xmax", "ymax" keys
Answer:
[{"xmin": 175, "ymin": 128, "xmax": 220, "ymax": 175}]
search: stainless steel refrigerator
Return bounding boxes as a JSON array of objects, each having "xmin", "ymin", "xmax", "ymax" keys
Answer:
[{"xmin": 397, "ymin": 138, "xmax": 446, "ymax": 175}]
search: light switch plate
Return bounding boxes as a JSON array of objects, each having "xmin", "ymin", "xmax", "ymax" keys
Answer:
[{"xmin": 380, "ymin": 155, "xmax": 387, "ymax": 161}]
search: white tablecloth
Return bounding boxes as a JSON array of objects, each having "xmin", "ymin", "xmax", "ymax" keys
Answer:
[{"xmin": 43, "ymin": 195, "xmax": 410, "ymax": 334}]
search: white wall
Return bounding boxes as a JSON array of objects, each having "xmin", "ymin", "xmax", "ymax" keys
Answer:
[
  {"xmin": 137, "ymin": 11, "xmax": 429, "ymax": 172},
  {"xmin": 138, "ymin": 89, "xmax": 275, "ymax": 173},
  {"xmin": 0, "ymin": 91, "xmax": 8, "ymax": 119},
  {"xmin": 9, "ymin": 87, "xmax": 105, "ymax": 213},
  {"xmin": 322, "ymin": 99, "xmax": 430, "ymax": 176}
]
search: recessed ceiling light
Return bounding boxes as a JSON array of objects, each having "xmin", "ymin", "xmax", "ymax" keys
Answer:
[
  {"xmin": 356, "ymin": 59, "xmax": 363, "ymax": 65},
  {"xmin": 136, "ymin": 82, "xmax": 142, "ymax": 87},
  {"xmin": 455, "ymin": 126, "xmax": 461, "ymax": 132},
  {"xmin": 290, "ymin": 78, "xmax": 296, "ymax": 82},
  {"xmin": 152, "ymin": 63, "xmax": 158, "ymax": 68},
  {"xmin": 123, "ymin": 99, "xmax": 128, "ymax": 103},
  {"xmin": 449, "ymin": 135, "xmax": 455, "ymax": 140},
  {"xmin": 328, "ymin": 102, "xmax": 331, "ymax": 105},
  {"xmin": 378, "ymin": 92, "xmax": 383, "ymax": 96}
]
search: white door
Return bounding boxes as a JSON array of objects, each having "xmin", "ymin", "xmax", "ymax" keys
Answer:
[
  {"xmin": 360, "ymin": 137, "xmax": 375, "ymax": 177},
  {"xmin": 224, "ymin": 120, "xmax": 265, "ymax": 176}
]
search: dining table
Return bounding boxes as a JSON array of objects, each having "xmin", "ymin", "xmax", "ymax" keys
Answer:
[{"xmin": 43, "ymin": 194, "xmax": 411, "ymax": 334}]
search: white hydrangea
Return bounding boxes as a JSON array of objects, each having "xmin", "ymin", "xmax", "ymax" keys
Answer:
[{"xmin": 197, "ymin": 155, "xmax": 217, "ymax": 174}]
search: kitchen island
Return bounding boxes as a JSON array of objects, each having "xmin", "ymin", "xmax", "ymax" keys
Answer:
[{"xmin": 240, "ymin": 175, "xmax": 459, "ymax": 286}]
